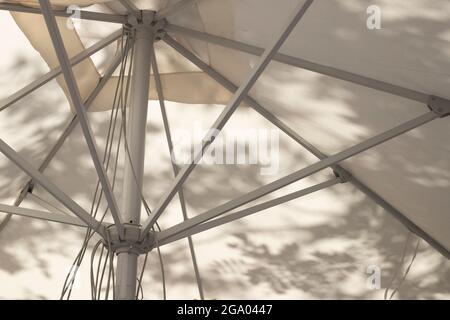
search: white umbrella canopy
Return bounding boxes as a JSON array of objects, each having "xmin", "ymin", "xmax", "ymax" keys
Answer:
[{"xmin": 0, "ymin": 0, "xmax": 449, "ymax": 299}]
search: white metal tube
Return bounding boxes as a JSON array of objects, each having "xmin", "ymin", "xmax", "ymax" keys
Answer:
[
  {"xmin": 156, "ymin": 178, "xmax": 341, "ymax": 246},
  {"xmin": 163, "ymin": 37, "xmax": 450, "ymax": 259},
  {"xmin": 0, "ymin": 138, "xmax": 106, "ymax": 237},
  {"xmin": 115, "ymin": 25, "xmax": 153, "ymax": 300},
  {"xmin": 0, "ymin": 203, "xmax": 89, "ymax": 228},
  {"xmin": 116, "ymin": 251, "xmax": 138, "ymax": 299},
  {"xmin": 165, "ymin": 24, "xmax": 429, "ymax": 104},
  {"xmin": 141, "ymin": 0, "xmax": 315, "ymax": 237},
  {"xmin": 0, "ymin": 3, "xmax": 127, "ymax": 24},
  {"xmin": 39, "ymin": 0, "xmax": 124, "ymax": 235},
  {"xmin": 156, "ymin": 111, "xmax": 437, "ymax": 242},
  {"xmin": 0, "ymin": 30, "xmax": 122, "ymax": 112}
]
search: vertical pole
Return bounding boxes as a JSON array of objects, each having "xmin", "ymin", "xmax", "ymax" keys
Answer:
[{"xmin": 116, "ymin": 22, "xmax": 153, "ymax": 300}]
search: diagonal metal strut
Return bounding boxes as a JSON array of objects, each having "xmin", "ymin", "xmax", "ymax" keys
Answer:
[
  {"xmin": 152, "ymin": 50, "xmax": 205, "ymax": 299},
  {"xmin": 0, "ymin": 203, "xmax": 97, "ymax": 228},
  {"xmin": 39, "ymin": 0, "xmax": 124, "ymax": 236},
  {"xmin": 165, "ymin": 23, "xmax": 431, "ymax": 104},
  {"xmin": 0, "ymin": 29, "xmax": 122, "ymax": 112},
  {"xmin": 0, "ymin": 138, "xmax": 106, "ymax": 237},
  {"xmin": 0, "ymin": 3, "xmax": 127, "ymax": 24},
  {"xmin": 151, "ymin": 111, "xmax": 438, "ymax": 243},
  {"xmin": 157, "ymin": 178, "xmax": 341, "ymax": 246},
  {"xmin": 0, "ymin": 50, "xmax": 123, "ymax": 233},
  {"xmin": 163, "ymin": 36, "xmax": 450, "ymax": 259},
  {"xmin": 140, "ymin": 0, "xmax": 315, "ymax": 239}
]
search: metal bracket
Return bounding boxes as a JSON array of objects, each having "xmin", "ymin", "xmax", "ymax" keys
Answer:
[
  {"xmin": 333, "ymin": 167, "xmax": 352, "ymax": 183},
  {"xmin": 126, "ymin": 12, "xmax": 166, "ymax": 42},
  {"xmin": 105, "ymin": 224, "xmax": 155, "ymax": 254},
  {"xmin": 153, "ymin": 18, "xmax": 167, "ymax": 41},
  {"xmin": 428, "ymin": 95, "xmax": 450, "ymax": 118}
]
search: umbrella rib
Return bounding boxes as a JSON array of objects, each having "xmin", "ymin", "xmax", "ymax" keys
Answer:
[
  {"xmin": 0, "ymin": 203, "xmax": 99, "ymax": 228},
  {"xmin": 0, "ymin": 139, "xmax": 106, "ymax": 237},
  {"xmin": 0, "ymin": 29, "xmax": 122, "ymax": 112},
  {"xmin": 0, "ymin": 49, "xmax": 123, "ymax": 235},
  {"xmin": 0, "ymin": 3, "xmax": 127, "ymax": 24},
  {"xmin": 163, "ymin": 35, "xmax": 340, "ymax": 172},
  {"xmin": 151, "ymin": 111, "xmax": 438, "ymax": 242},
  {"xmin": 40, "ymin": 52, "xmax": 124, "ymax": 172},
  {"xmin": 156, "ymin": 178, "xmax": 341, "ymax": 246},
  {"xmin": 165, "ymin": 23, "xmax": 431, "ymax": 104},
  {"xmin": 151, "ymin": 49, "xmax": 205, "ymax": 300},
  {"xmin": 39, "ymin": 0, "xmax": 124, "ymax": 236},
  {"xmin": 140, "ymin": 0, "xmax": 315, "ymax": 239},
  {"xmin": 163, "ymin": 36, "xmax": 450, "ymax": 260},
  {"xmin": 27, "ymin": 192, "xmax": 71, "ymax": 216}
]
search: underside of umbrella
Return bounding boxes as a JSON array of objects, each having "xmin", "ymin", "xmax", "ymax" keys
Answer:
[{"xmin": 0, "ymin": 0, "xmax": 448, "ymax": 299}]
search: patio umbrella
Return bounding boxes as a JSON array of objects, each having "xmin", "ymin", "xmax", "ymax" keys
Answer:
[{"xmin": 0, "ymin": 0, "xmax": 448, "ymax": 299}]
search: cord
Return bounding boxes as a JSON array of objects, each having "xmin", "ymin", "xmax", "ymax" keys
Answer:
[
  {"xmin": 384, "ymin": 232, "xmax": 420, "ymax": 300},
  {"xmin": 61, "ymin": 30, "xmax": 132, "ymax": 300}
]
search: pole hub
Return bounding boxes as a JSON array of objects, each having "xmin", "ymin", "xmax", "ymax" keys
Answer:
[
  {"xmin": 105, "ymin": 224, "xmax": 155, "ymax": 255},
  {"xmin": 125, "ymin": 10, "xmax": 167, "ymax": 42}
]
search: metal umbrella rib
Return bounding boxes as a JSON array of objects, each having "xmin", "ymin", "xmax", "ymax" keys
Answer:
[
  {"xmin": 154, "ymin": 111, "xmax": 438, "ymax": 243},
  {"xmin": 165, "ymin": 23, "xmax": 431, "ymax": 104},
  {"xmin": 0, "ymin": 2, "xmax": 127, "ymax": 24},
  {"xmin": 140, "ymin": 0, "xmax": 316, "ymax": 238},
  {"xmin": 0, "ymin": 138, "xmax": 106, "ymax": 238},
  {"xmin": 156, "ymin": 178, "xmax": 342, "ymax": 246},
  {"xmin": 39, "ymin": 0, "xmax": 124, "ymax": 236},
  {"xmin": 0, "ymin": 203, "xmax": 102, "ymax": 228},
  {"xmin": 152, "ymin": 49, "xmax": 205, "ymax": 300},
  {"xmin": 162, "ymin": 35, "xmax": 450, "ymax": 258},
  {"xmin": 0, "ymin": 29, "xmax": 122, "ymax": 112}
]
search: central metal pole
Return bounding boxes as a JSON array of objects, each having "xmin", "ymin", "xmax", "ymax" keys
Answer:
[{"xmin": 116, "ymin": 21, "xmax": 153, "ymax": 300}]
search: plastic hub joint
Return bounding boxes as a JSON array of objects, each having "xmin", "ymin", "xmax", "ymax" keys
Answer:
[
  {"xmin": 125, "ymin": 10, "xmax": 167, "ymax": 42},
  {"xmin": 105, "ymin": 224, "xmax": 154, "ymax": 255}
]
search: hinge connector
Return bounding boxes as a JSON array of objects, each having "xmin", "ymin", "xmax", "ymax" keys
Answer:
[
  {"xmin": 333, "ymin": 167, "xmax": 352, "ymax": 183},
  {"xmin": 428, "ymin": 96, "xmax": 450, "ymax": 118}
]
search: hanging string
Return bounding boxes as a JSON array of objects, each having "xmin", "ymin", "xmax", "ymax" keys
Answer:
[
  {"xmin": 384, "ymin": 232, "xmax": 421, "ymax": 300},
  {"xmin": 155, "ymin": 222, "xmax": 167, "ymax": 300},
  {"xmin": 61, "ymin": 28, "xmax": 132, "ymax": 300},
  {"xmin": 61, "ymin": 25, "xmax": 168, "ymax": 300},
  {"xmin": 152, "ymin": 54, "xmax": 204, "ymax": 299},
  {"xmin": 387, "ymin": 238, "xmax": 420, "ymax": 300}
]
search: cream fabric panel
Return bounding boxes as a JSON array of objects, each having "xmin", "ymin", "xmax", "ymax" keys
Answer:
[
  {"xmin": 91, "ymin": 73, "xmax": 233, "ymax": 111},
  {"xmin": 186, "ymin": 0, "xmax": 450, "ymax": 251},
  {"xmin": 5, "ymin": 0, "xmax": 111, "ymax": 8},
  {"xmin": 11, "ymin": 12, "xmax": 101, "ymax": 113},
  {"xmin": 192, "ymin": 0, "xmax": 450, "ymax": 99},
  {"xmin": 8, "ymin": 0, "xmax": 450, "ymax": 250},
  {"xmin": 10, "ymin": 0, "xmax": 230, "ymax": 111}
]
